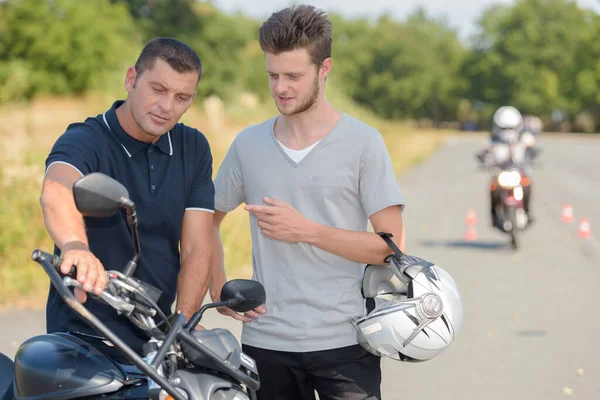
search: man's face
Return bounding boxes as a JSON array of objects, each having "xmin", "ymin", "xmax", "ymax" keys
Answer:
[
  {"xmin": 266, "ymin": 48, "xmax": 322, "ymax": 116},
  {"xmin": 125, "ymin": 58, "xmax": 198, "ymax": 139}
]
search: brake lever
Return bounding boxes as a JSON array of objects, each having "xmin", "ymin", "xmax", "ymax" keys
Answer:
[
  {"xmin": 108, "ymin": 276, "xmax": 139, "ymax": 295},
  {"xmin": 63, "ymin": 276, "xmax": 135, "ymax": 315},
  {"xmin": 107, "ymin": 278, "xmax": 157, "ymax": 315}
]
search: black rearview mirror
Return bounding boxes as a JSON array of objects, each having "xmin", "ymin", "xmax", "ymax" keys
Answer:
[
  {"xmin": 73, "ymin": 173, "xmax": 131, "ymax": 217},
  {"xmin": 221, "ymin": 279, "xmax": 266, "ymax": 313}
]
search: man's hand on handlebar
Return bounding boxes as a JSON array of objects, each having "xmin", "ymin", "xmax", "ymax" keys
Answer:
[{"xmin": 60, "ymin": 241, "xmax": 108, "ymax": 303}]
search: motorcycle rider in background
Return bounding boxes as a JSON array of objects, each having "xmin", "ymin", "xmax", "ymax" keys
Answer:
[{"xmin": 476, "ymin": 106, "xmax": 535, "ymax": 228}]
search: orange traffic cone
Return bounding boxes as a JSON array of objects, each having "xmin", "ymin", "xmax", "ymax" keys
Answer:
[
  {"xmin": 465, "ymin": 208, "xmax": 478, "ymax": 225},
  {"xmin": 465, "ymin": 208, "xmax": 478, "ymax": 241},
  {"xmin": 561, "ymin": 204, "xmax": 574, "ymax": 223},
  {"xmin": 578, "ymin": 218, "xmax": 591, "ymax": 239},
  {"xmin": 465, "ymin": 225, "xmax": 478, "ymax": 241}
]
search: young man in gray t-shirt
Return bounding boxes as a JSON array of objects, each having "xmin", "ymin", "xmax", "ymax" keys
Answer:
[{"xmin": 210, "ymin": 5, "xmax": 406, "ymax": 399}]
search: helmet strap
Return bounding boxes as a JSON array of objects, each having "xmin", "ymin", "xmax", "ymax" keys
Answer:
[{"xmin": 377, "ymin": 232, "xmax": 405, "ymax": 262}]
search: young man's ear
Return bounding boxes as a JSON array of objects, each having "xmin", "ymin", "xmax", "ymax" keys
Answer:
[{"xmin": 320, "ymin": 58, "xmax": 333, "ymax": 80}]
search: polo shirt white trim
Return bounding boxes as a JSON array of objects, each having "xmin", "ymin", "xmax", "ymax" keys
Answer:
[
  {"xmin": 45, "ymin": 161, "xmax": 84, "ymax": 177},
  {"xmin": 185, "ymin": 207, "xmax": 215, "ymax": 213}
]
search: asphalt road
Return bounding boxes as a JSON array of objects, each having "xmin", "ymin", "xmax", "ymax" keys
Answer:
[{"xmin": 1, "ymin": 134, "xmax": 599, "ymax": 399}]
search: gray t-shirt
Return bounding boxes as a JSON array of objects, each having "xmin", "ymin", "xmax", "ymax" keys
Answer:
[{"xmin": 214, "ymin": 114, "xmax": 405, "ymax": 352}]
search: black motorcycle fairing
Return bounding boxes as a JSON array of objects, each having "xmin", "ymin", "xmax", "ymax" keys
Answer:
[
  {"xmin": 0, "ymin": 353, "xmax": 14, "ymax": 400},
  {"xmin": 182, "ymin": 328, "xmax": 258, "ymax": 378},
  {"xmin": 13, "ymin": 332, "xmax": 125, "ymax": 400},
  {"xmin": 67, "ymin": 333, "xmax": 151, "ymax": 382}
]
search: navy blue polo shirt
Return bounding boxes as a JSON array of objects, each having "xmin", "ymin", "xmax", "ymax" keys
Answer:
[{"xmin": 44, "ymin": 100, "xmax": 214, "ymax": 354}]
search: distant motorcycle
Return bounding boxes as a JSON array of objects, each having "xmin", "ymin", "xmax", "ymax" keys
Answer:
[
  {"xmin": 476, "ymin": 131, "xmax": 536, "ymax": 250},
  {"xmin": 489, "ymin": 163, "xmax": 531, "ymax": 250}
]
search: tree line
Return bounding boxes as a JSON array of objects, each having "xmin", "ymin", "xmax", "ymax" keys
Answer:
[{"xmin": 1, "ymin": 0, "xmax": 599, "ymax": 131}]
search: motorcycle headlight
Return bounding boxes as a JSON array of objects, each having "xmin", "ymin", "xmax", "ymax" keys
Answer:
[
  {"xmin": 498, "ymin": 170, "xmax": 521, "ymax": 188},
  {"xmin": 514, "ymin": 186, "xmax": 524, "ymax": 201}
]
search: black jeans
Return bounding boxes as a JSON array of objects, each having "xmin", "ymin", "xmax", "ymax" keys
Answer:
[{"xmin": 243, "ymin": 344, "xmax": 381, "ymax": 400}]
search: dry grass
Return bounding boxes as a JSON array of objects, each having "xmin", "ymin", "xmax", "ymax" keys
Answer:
[{"xmin": 0, "ymin": 93, "xmax": 447, "ymax": 308}]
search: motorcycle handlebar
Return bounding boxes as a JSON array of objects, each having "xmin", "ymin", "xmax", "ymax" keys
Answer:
[
  {"xmin": 37, "ymin": 250, "xmax": 77, "ymax": 279},
  {"xmin": 32, "ymin": 250, "xmax": 79, "ymax": 303},
  {"xmin": 31, "ymin": 249, "xmax": 188, "ymax": 400},
  {"xmin": 32, "ymin": 249, "xmax": 259, "ymax": 396}
]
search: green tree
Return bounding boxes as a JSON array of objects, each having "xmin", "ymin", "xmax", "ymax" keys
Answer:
[
  {"xmin": 573, "ymin": 11, "xmax": 600, "ymax": 114},
  {"xmin": 113, "ymin": 0, "xmax": 265, "ymax": 100},
  {"xmin": 337, "ymin": 10, "xmax": 466, "ymax": 123},
  {"xmin": 463, "ymin": 0, "xmax": 593, "ymax": 117},
  {"xmin": 0, "ymin": 0, "xmax": 138, "ymax": 102}
]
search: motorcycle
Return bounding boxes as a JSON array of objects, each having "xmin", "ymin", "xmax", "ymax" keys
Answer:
[
  {"xmin": 489, "ymin": 163, "xmax": 531, "ymax": 250},
  {"xmin": 475, "ymin": 133, "xmax": 536, "ymax": 250},
  {"xmin": 0, "ymin": 172, "xmax": 265, "ymax": 400}
]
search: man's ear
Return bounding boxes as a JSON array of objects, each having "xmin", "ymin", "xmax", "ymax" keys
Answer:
[{"xmin": 124, "ymin": 66, "xmax": 137, "ymax": 92}]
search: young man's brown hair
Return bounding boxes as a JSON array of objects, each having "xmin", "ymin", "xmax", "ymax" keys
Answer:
[{"xmin": 258, "ymin": 4, "xmax": 332, "ymax": 66}]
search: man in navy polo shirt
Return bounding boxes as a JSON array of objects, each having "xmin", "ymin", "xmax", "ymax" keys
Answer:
[{"xmin": 40, "ymin": 37, "xmax": 214, "ymax": 354}]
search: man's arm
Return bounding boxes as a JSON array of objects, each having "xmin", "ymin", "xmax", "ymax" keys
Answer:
[
  {"xmin": 175, "ymin": 210, "xmax": 214, "ymax": 320},
  {"xmin": 41, "ymin": 164, "xmax": 87, "ymax": 253},
  {"xmin": 40, "ymin": 163, "xmax": 107, "ymax": 299},
  {"xmin": 209, "ymin": 210, "xmax": 228, "ymax": 303},
  {"xmin": 247, "ymin": 199, "xmax": 404, "ymax": 265}
]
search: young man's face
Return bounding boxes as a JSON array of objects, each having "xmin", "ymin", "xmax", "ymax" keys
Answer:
[
  {"xmin": 125, "ymin": 58, "xmax": 198, "ymax": 140},
  {"xmin": 266, "ymin": 48, "xmax": 323, "ymax": 116}
]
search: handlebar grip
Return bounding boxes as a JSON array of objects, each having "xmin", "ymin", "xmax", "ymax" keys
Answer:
[
  {"xmin": 53, "ymin": 255, "xmax": 77, "ymax": 279},
  {"xmin": 33, "ymin": 250, "xmax": 77, "ymax": 279}
]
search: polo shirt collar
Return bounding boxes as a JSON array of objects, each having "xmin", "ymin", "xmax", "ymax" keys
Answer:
[{"xmin": 103, "ymin": 100, "xmax": 173, "ymax": 157}]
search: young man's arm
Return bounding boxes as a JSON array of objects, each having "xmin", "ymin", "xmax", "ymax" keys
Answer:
[
  {"xmin": 209, "ymin": 132, "xmax": 266, "ymax": 321},
  {"xmin": 307, "ymin": 204, "xmax": 405, "ymax": 263},
  {"xmin": 210, "ymin": 210, "xmax": 266, "ymax": 321},
  {"xmin": 246, "ymin": 199, "xmax": 404, "ymax": 265}
]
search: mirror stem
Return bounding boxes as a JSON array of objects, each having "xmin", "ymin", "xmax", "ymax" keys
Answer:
[
  {"xmin": 122, "ymin": 200, "xmax": 141, "ymax": 278},
  {"xmin": 185, "ymin": 295, "xmax": 244, "ymax": 331}
]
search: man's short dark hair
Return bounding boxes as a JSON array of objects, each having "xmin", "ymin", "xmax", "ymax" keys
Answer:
[
  {"xmin": 259, "ymin": 5, "xmax": 332, "ymax": 67},
  {"xmin": 135, "ymin": 37, "xmax": 202, "ymax": 82}
]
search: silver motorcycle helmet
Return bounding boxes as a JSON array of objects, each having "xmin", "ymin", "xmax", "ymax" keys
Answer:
[
  {"xmin": 353, "ymin": 233, "xmax": 463, "ymax": 362},
  {"xmin": 492, "ymin": 106, "xmax": 523, "ymax": 144},
  {"xmin": 493, "ymin": 105, "xmax": 523, "ymax": 130}
]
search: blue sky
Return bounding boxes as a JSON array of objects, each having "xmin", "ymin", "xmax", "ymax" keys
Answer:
[{"xmin": 212, "ymin": 0, "xmax": 600, "ymax": 39}]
